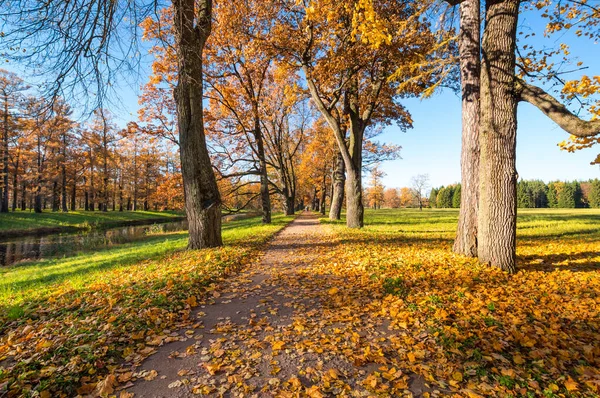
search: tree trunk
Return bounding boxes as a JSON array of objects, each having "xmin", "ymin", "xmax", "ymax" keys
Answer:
[
  {"xmin": 329, "ymin": 149, "xmax": 345, "ymax": 220},
  {"xmin": 453, "ymin": 0, "xmax": 481, "ymax": 257},
  {"xmin": 52, "ymin": 179, "xmax": 59, "ymax": 211},
  {"xmin": 61, "ymin": 168, "xmax": 68, "ymax": 212},
  {"xmin": 84, "ymin": 176, "xmax": 89, "ymax": 211},
  {"xmin": 11, "ymin": 156, "xmax": 19, "ymax": 211},
  {"xmin": 345, "ymin": 168, "xmax": 363, "ymax": 228},
  {"xmin": 34, "ymin": 185, "xmax": 42, "ymax": 213},
  {"xmin": 70, "ymin": 180, "xmax": 76, "ymax": 211},
  {"xmin": 34, "ymin": 135, "xmax": 42, "ymax": 213},
  {"xmin": 477, "ymin": 0, "xmax": 519, "ymax": 273},
  {"xmin": 319, "ymin": 185, "xmax": 326, "ymax": 215},
  {"xmin": 1, "ymin": 99, "xmax": 9, "ymax": 213},
  {"xmin": 174, "ymin": 0, "xmax": 222, "ymax": 249},
  {"xmin": 285, "ymin": 194, "xmax": 295, "ymax": 215},
  {"xmin": 253, "ymin": 116, "xmax": 271, "ymax": 223},
  {"xmin": 89, "ymin": 151, "xmax": 95, "ymax": 211},
  {"xmin": 20, "ymin": 181, "xmax": 26, "ymax": 211}
]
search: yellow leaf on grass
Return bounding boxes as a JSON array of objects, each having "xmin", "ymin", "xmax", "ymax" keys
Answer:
[
  {"xmin": 513, "ymin": 354, "xmax": 525, "ymax": 365},
  {"xmin": 328, "ymin": 287, "xmax": 339, "ymax": 295},
  {"xmin": 564, "ymin": 378, "xmax": 578, "ymax": 392},
  {"xmin": 452, "ymin": 371, "xmax": 463, "ymax": 382},
  {"xmin": 185, "ymin": 296, "xmax": 197, "ymax": 307},
  {"xmin": 407, "ymin": 352, "xmax": 416, "ymax": 363}
]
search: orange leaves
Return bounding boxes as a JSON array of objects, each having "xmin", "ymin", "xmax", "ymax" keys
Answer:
[{"xmin": 0, "ymin": 218, "xmax": 291, "ymax": 396}]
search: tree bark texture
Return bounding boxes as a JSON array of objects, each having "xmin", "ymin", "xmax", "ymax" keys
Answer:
[
  {"xmin": 1, "ymin": 99, "xmax": 9, "ymax": 213},
  {"xmin": 253, "ymin": 117, "xmax": 271, "ymax": 224},
  {"xmin": 329, "ymin": 149, "xmax": 345, "ymax": 220},
  {"xmin": 477, "ymin": 0, "xmax": 519, "ymax": 273},
  {"xmin": 173, "ymin": 0, "xmax": 222, "ymax": 249},
  {"xmin": 453, "ymin": 0, "xmax": 480, "ymax": 257}
]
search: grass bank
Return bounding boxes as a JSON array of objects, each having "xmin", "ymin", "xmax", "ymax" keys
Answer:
[
  {"xmin": 0, "ymin": 214, "xmax": 294, "ymax": 396},
  {"xmin": 0, "ymin": 210, "xmax": 184, "ymax": 238}
]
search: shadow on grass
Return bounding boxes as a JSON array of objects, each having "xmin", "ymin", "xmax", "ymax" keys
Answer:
[{"xmin": 518, "ymin": 251, "xmax": 600, "ymax": 272}]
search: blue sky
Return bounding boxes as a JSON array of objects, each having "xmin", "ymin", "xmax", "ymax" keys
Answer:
[{"xmin": 378, "ymin": 91, "xmax": 599, "ymax": 189}]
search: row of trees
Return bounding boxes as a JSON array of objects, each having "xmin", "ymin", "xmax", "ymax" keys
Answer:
[
  {"xmin": 518, "ymin": 179, "xmax": 600, "ymax": 209},
  {"xmin": 0, "ymin": 70, "xmax": 184, "ymax": 213},
  {"xmin": 429, "ymin": 179, "xmax": 600, "ymax": 209},
  {"xmin": 430, "ymin": 185, "xmax": 462, "ymax": 209},
  {"xmin": 1, "ymin": 0, "xmax": 598, "ymax": 271}
]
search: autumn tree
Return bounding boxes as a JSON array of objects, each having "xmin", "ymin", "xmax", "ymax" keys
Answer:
[
  {"xmin": 0, "ymin": 69, "xmax": 28, "ymax": 213},
  {"xmin": 271, "ymin": 0, "xmax": 438, "ymax": 228},
  {"xmin": 383, "ymin": 188, "xmax": 400, "ymax": 208},
  {"xmin": 204, "ymin": 0, "xmax": 279, "ymax": 224},
  {"xmin": 262, "ymin": 74, "xmax": 309, "ymax": 215},
  {"xmin": 366, "ymin": 165, "xmax": 385, "ymax": 209},
  {"xmin": 297, "ymin": 119, "xmax": 335, "ymax": 215},
  {"xmin": 399, "ymin": 187, "xmax": 413, "ymax": 208}
]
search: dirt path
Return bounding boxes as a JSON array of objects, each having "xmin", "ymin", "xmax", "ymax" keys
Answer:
[{"xmin": 126, "ymin": 213, "xmax": 428, "ymax": 397}]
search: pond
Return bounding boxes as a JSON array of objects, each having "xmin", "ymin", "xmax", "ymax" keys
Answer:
[{"xmin": 0, "ymin": 220, "xmax": 189, "ymax": 267}]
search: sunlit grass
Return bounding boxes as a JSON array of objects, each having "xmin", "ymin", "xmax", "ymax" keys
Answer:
[
  {"xmin": 322, "ymin": 207, "xmax": 600, "ymax": 238},
  {"xmin": 0, "ymin": 214, "xmax": 292, "ymax": 307},
  {"xmin": 0, "ymin": 210, "xmax": 183, "ymax": 231}
]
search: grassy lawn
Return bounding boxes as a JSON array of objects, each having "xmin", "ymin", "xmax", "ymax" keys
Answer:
[
  {"xmin": 314, "ymin": 208, "xmax": 600, "ymax": 396},
  {"xmin": 0, "ymin": 214, "xmax": 294, "ymax": 396},
  {"xmin": 0, "ymin": 210, "xmax": 184, "ymax": 232}
]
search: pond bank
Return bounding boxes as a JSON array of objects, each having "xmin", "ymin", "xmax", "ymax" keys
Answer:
[{"xmin": 0, "ymin": 216, "xmax": 186, "ymax": 239}]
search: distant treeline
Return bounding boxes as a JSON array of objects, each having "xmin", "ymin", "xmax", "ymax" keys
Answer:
[{"xmin": 430, "ymin": 179, "xmax": 600, "ymax": 209}]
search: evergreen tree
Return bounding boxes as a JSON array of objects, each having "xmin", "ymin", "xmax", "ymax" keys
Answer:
[
  {"xmin": 529, "ymin": 180, "xmax": 548, "ymax": 208},
  {"xmin": 436, "ymin": 186, "xmax": 454, "ymax": 208},
  {"xmin": 557, "ymin": 182, "xmax": 582, "ymax": 208},
  {"xmin": 547, "ymin": 182, "xmax": 559, "ymax": 208},
  {"xmin": 452, "ymin": 184, "xmax": 461, "ymax": 208},
  {"xmin": 517, "ymin": 180, "xmax": 533, "ymax": 208},
  {"xmin": 429, "ymin": 187, "xmax": 438, "ymax": 208},
  {"xmin": 589, "ymin": 179, "xmax": 600, "ymax": 208}
]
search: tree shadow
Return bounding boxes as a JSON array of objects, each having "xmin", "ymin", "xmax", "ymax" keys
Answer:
[{"xmin": 517, "ymin": 251, "xmax": 600, "ymax": 272}]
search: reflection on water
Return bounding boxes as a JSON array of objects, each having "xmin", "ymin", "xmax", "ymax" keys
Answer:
[{"xmin": 0, "ymin": 220, "xmax": 188, "ymax": 267}]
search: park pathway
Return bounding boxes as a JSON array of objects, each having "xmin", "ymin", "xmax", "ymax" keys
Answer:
[{"xmin": 126, "ymin": 212, "xmax": 429, "ymax": 397}]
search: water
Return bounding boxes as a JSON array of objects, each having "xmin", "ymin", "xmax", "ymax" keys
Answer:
[{"xmin": 0, "ymin": 220, "xmax": 189, "ymax": 267}]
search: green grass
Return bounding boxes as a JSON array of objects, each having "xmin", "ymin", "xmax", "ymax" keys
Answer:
[
  {"xmin": 0, "ymin": 214, "xmax": 292, "ymax": 307},
  {"xmin": 0, "ymin": 210, "xmax": 183, "ymax": 231},
  {"xmin": 322, "ymin": 207, "xmax": 600, "ymax": 238},
  {"xmin": 0, "ymin": 213, "xmax": 295, "ymax": 396}
]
